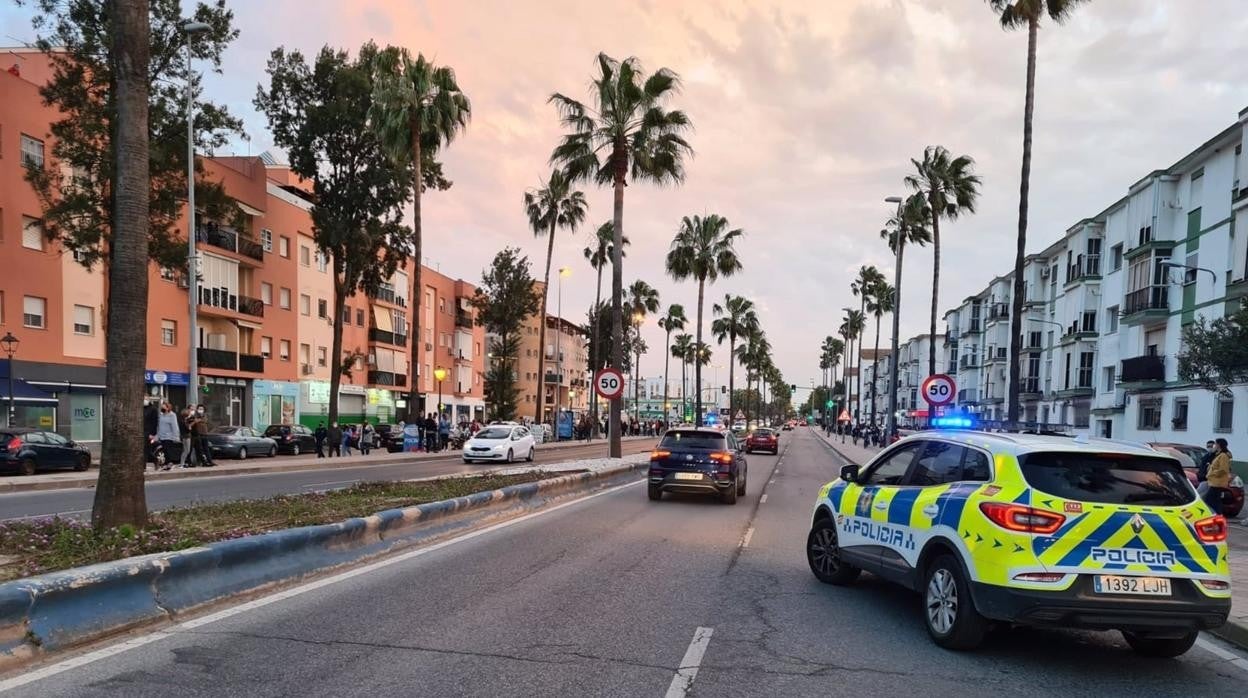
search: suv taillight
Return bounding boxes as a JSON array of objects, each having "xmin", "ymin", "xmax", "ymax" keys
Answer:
[
  {"xmin": 979, "ymin": 502, "xmax": 1065, "ymax": 535},
  {"xmin": 1194, "ymin": 515, "xmax": 1227, "ymax": 543},
  {"xmin": 650, "ymin": 449, "xmax": 671, "ymax": 461},
  {"xmin": 4, "ymin": 437, "xmax": 19, "ymax": 451}
]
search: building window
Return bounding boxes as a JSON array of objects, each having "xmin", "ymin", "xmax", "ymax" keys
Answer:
[
  {"xmin": 1102, "ymin": 366, "xmax": 1115, "ymax": 392},
  {"xmin": 341, "ymin": 306, "xmax": 351, "ymax": 324},
  {"xmin": 317, "ymin": 347, "xmax": 327, "ymax": 367},
  {"xmin": 1105, "ymin": 306, "xmax": 1119, "ymax": 334},
  {"xmin": 318, "ymin": 298, "xmax": 328, "ymax": 319},
  {"xmin": 300, "ymin": 246, "xmax": 311, "ymax": 267},
  {"xmin": 260, "ymin": 282, "xmax": 273, "ymax": 305},
  {"xmin": 1110, "ymin": 243, "xmax": 1123, "ymax": 272},
  {"xmin": 1172, "ymin": 397, "xmax": 1188, "ymax": 431},
  {"xmin": 161, "ymin": 319, "xmax": 176, "ymax": 346},
  {"xmin": 1138, "ymin": 398, "xmax": 1162, "ymax": 431},
  {"xmin": 279, "ymin": 236, "xmax": 290, "ymax": 258},
  {"xmin": 1216, "ymin": 396, "xmax": 1234, "ymax": 432},
  {"xmin": 279, "ymin": 340, "xmax": 291, "ymax": 362},
  {"xmin": 260, "ymin": 336, "xmax": 272, "ymax": 359},
  {"xmin": 356, "ymin": 308, "xmax": 364, "ymax": 326},
  {"xmin": 299, "ymin": 343, "xmax": 311, "ymax": 366},
  {"xmin": 20, "ymin": 134, "xmax": 44, "ymax": 168},
  {"xmin": 160, "ymin": 266, "xmax": 177, "ymax": 282},
  {"xmin": 300, "ymin": 294, "xmax": 311, "ymax": 316},
  {"xmin": 315, "ymin": 251, "xmax": 328, "ymax": 273},
  {"xmin": 439, "ymin": 297, "xmax": 446, "ymax": 313},
  {"xmin": 21, "ymin": 216, "xmax": 43, "ymax": 251},
  {"xmin": 279, "ymin": 287, "xmax": 291, "ymax": 310},
  {"xmin": 72, "ymin": 305, "xmax": 93, "ymax": 335},
  {"xmin": 260, "ymin": 228, "xmax": 273, "ymax": 252},
  {"xmin": 22, "ymin": 296, "xmax": 46, "ymax": 329}
]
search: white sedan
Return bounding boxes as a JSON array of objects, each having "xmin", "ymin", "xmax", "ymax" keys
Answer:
[{"xmin": 462, "ymin": 425, "xmax": 536, "ymax": 464}]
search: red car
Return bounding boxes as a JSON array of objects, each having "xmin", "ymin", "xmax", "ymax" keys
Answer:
[
  {"xmin": 745, "ymin": 428, "xmax": 779, "ymax": 455},
  {"xmin": 1150, "ymin": 442, "xmax": 1244, "ymax": 518}
]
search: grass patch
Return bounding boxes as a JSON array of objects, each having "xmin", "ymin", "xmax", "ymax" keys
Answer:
[{"xmin": 0, "ymin": 471, "xmax": 559, "ymax": 582}]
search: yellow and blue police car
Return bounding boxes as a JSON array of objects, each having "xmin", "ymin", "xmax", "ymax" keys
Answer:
[{"xmin": 807, "ymin": 422, "xmax": 1231, "ymax": 656}]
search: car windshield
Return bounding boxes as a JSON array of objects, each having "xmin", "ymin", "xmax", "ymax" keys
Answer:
[
  {"xmin": 475, "ymin": 428, "xmax": 512, "ymax": 440},
  {"xmin": 660, "ymin": 431, "xmax": 725, "ymax": 450},
  {"xmin": 753, "ymin": 429, "xmax": 774, "ymax": 437},
  {"xmin": 1019, "ymin": 451, "xmax": 1195, "ymax": 506}
]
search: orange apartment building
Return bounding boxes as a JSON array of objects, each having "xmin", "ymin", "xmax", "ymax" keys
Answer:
[
  {"xmin": 510, "ymin": 280, "xmax": 589, "ymax": 424},
  {"xmin": 0, "ymin": 48, "xmax": 486, "ymax": 448}
]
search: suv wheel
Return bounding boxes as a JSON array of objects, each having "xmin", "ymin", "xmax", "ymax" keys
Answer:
[
  {"xmin": 807, "ymin": 517, "xmax": 860, "ymax": 585},
  {"xmin": 720, "ymin": 483, "xmax": 738, "ymax": 505},
  {"xmin": 268, "ymin": 445, "xmax": 277, "ymax": 457},
  {"xmin": 648, "ymin": 484, "xmax": 662, "ymax": 501},
  {"xmin": 923, "ymin": 554, "xmax": 988, "ymax": 650},
  {"xmin": 1122, "ymin": 631, "xmax": 1198, "ymax": 658}
]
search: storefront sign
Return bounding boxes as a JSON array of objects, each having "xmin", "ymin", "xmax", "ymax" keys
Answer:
[
  {"xmin": 70, "ymin": 394, "xmax": 102, "ymax": 442},
  {"xmin": 307, "ymin": 381, "xmax": 330, "ymax": 404},
  {"xmin": 144, "ymin": 370, "xmax": 189, "ymax": 386}
]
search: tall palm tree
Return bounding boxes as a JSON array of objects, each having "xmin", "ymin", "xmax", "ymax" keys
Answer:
[
  {"xmin": 625, "ymin": 280, "xmax": 661, "ymax": 414},
  {"xmin": 524, "ymin": 170, "xmax": 588, "ymax": 423},
  {"xmin": 711, "ymin": 294, "xmax": 757, "ymax": 425},
  {"xmin": 736, "ymin": 327, "xmax": 770, "ymax": 426},
  {"xmin": 850, "ymin": 266, "xmax": 883, "ymax": 419},
  {"xmin": 666, "ymin": 214, "xmax": 745, "ymax": 426},
  {"xmin": 989, "ymin": 0, "xmax": 1087, "ymax": 423},
  {"xmin": 671, "ymin": 333, "xmax": 694, "ymax": 421},
  {"xmin": 867, "ymin": 279, "xmax": 895, "ymax": 427},
  {"xmin": 583, "ymin": 222, "xmax": 629, "ymax": 432},
  {"xmin": 657, "ymin": 304, "xmax": 687, "ymax": 425},
  {"xmin": 840, "ymin": 310, "xmax": 865, "ymax": 420},
  {"xmin": 550, "ymin": 53, "xmax": 693, "ymax": 457},
  {"xmin": 93, "ymin": 0, "xmax": 150, "ymax": 528},
  {"xmin": 371, "ymin": 49, "xmax": 471, "ymax": 416},
  {"xmin": 905, "ymin": 145, "xmax": 981, "ymax": 377},
  {"xmin": 881, "ymin": 193, "xmax": 933, "ymax": 426}
]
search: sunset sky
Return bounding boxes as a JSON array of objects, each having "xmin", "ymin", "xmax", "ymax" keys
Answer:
[{"xmin": 5, "ymin": 0, "xmax": 1247, "ymax": 395}]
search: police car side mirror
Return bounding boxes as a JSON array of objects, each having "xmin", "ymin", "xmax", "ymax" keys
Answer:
[{"xmin": 840, "ymin": 464, "xmax": 860, "ymax": 483}]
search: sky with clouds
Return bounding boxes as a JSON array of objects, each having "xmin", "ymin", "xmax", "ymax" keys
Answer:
[{"xmin": 5, "ymin": 0, "xmax": 1248, "ymax": 396}]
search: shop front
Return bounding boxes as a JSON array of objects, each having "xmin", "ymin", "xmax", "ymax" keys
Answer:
[
  {"xmin": 251, "ymin": 380, "xmax": 300, "ymax": 430},
  {"xmin": 200, "ymin": 376, "xmax": 248, "ymax": 428},
  {"xmin": 144, "ymin": 369, "xmax": 190, "ymax": 409},
  {"xmin": 299, "ymin": 380, "xmax": 371, "ymax": 428},
  {"xmin": 5, "ymin": 360, "xmax": 107, "ymax": 453},
  {"xmin": 365, "ymin": 388, "xmax": 397, "ymax": 425},
  {"xmin": 338, "ymin": 384, "xmax": 366, "ymax": 425}
]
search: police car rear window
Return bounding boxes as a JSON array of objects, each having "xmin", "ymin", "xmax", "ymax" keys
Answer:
[
  {"xmin": 660, "ymin": 431, "xmax": 726, "ymax": 450},
  {"xmin": 1018, "ymin": 452, "xmax": 1194, "ymax": 506}
]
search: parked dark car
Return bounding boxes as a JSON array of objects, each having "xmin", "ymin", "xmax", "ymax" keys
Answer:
[
  {"xmin": 745, "ymin": 428, "xmax": 779, "ymax": 454},
  {"xmin": 373, "ymin": 424, "xmax": 401, "ymax": 452},
  {"xmin": 263, "ymin": 424, "xmax": 318, "ymax": 456},
  {"xmin": 207, "ymin": 426, "xmax": 279, "ymax": 460},
  {"xmin": 648, "ymin": 428, "xmax": 748, "ymax": 504},
  {"xmin": 1, "ymin": 428, "xmax": 92, "ymax": 475}
]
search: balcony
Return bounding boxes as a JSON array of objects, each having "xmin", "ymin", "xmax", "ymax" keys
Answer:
[
  {"xmin": 199, "ymin": 286, "xmax": 239, "ymax": 313},
  {"xmin": 1124, "ymin": 238, "xmax": 1177, "ymax": 262},
  {"xmin": 964, "ymin": 320, "xmax": 982, "ymax": 335},
  {"xmin": 1056, "ymin": 384, "xmax": 1095, "ymax": 399},
  {"xmin": 958, "ymin": 355, "xmax": 979, "ymax": 370},
  {"xmin": 197, "ymin": 348, "xmax": 237, "ymax": 370},
  {"xmin": 236, "ymin": 236, "xmax": 264, "ymax": 262},
  {"xmin": 1065, "ymin": 254, "xmax": 1101, "ymax": 286},
  {"xmin": 455, "ymin": 311, "xmax": 473, "ymax": 328},
  {"xmin": 958, "ymin": 389, "xmax": 979, "ymax": 404},
  {"xmin": 1020, "ymin": 376, "xmax": 1042, "ymax": 399},
  {"xmin": 372, "ymin": 286, "xmax": 397, "ymax": 304},
  {"xmin": 544, "ymin": 373, "xmax": 565, "ymax": 384},
  {"xmin": 1120, "ymin": 355, "xmax": 1165, "ymax": 387},
  {"xmin": 238, "ymin": 295, "xmax": 264, "ymax": 318},
  {"xmin": 368, "ymin": 327, "xmax": 407, "ymax": 347},
  {"xmin": 367, "ymin": 370, "xmax": 407, "ymax": 387},
  {"xmin": 984, "ymin": 347, "xmax": 1008, "ymax": 364},
  {"xmin": 239, "ymin": 353, "xmax": 265, "ymax": 373},
  {"xmin": 986, "ymin": 303, "xmax": 1009, "ymax": 323},
  {"xmin": 196, "ymin": 223, "xmax": 263, "ymax": 262},
  {"xmin": 1123, "ymin": 286, "xmax": 1169, "ymax": 324}
]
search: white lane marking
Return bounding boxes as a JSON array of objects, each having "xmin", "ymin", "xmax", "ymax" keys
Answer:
[
  {"xmin": 1195, "ymin": 636, "xmax": 1248, "ymax": 674},
  {"xmin": 2, "ymin": 509, "xmax": 91, "ymax": 523},
  {"xmin": 740, "ymin": 527, "xmax": 755, "ymax": 548},
  {"xmin": 769, "ymin": 479, "xmax": 775, "ymax": 486},
  {"xmin": 760, "ymin": 494, "xmax": 768, "ymax": 504},
  {"xmin": 0, "ymin": 478, "xmax": 645, "ymax": 693},
  {"xmin": 664, "ymin": 627, "xmax": 714, "ymax": 698},
  {"xmin": 298, "ymin": 480, "xmax": 357, "ymax": 490}
]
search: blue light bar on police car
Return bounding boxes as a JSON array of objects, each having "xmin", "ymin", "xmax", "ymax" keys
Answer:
[{"xmin": 931, "ymin": 416, "xmax": 975, "ymax": 429}]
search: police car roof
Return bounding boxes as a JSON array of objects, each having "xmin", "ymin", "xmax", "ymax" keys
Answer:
[{"xmin": 902, "ymin": 430, "xmax": 1167, "ymax": 459}]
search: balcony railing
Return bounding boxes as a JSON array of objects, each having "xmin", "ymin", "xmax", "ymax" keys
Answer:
[
  {"xmin": 236, "ymin": 236, "xmax": 264, "ymax": 262},
  {"xmin": 369, "ymin": 327, "xmax": 403, "ymax": 346},
  {"xmin": 1021, "ymin": 377, "xmax": 1041, "ymax": 395},
  {"xmin": 373, "ymin": 286, "xmax": 396, "ymax": 304},
  {"xmin": 197, "ymin": 348, "xmax": 237, "ymax": 370},
  {"xmin": 987, "ymin": 303, "xmax": 1009, "ymax": 321},
  {"xmin": 196, "ymin": 223, "xmax": 263, "ymax": 261},
  {"xmin": 238, "ymin": 295, "xmax": 264, "ymax": 318},
  {"xmin": 367, "ymin": 370, "xmax": 407, "ymax": 387},
  {"xmin": 1124, "ymin": 286, "xmax": 1169, "ymax": 315},
  {"xmin": 1121, "ymin": 355, "xmax": 1165, "ymax": 383},
  {"xmin": 958, "ymin": 389, "xmax": 979, "ymax": 403},
  {"xmin": 544, "ymin": 373, "xmax": 564, "ymax": 384},
  {"xmin": 239, "ymin": 353, "xmax": 265, "ymax": 373},
  {"xmin": 966, "ymin": 320, "xmax": 982, "ymax": 334},
  {"xmin": 455, "ymin": 311, "xmax": 473, "ymax": 328}
]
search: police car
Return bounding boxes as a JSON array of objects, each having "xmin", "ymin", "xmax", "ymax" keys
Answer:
[{"xmin": 806, "ymin": 420, "xmax": 1231, "ymax": 656}]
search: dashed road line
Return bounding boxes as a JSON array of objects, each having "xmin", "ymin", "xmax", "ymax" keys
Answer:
[
  {"xmin": 664, "ymin": 627, "xmax": 714, "ymax": 698},
  {"xmin": 760, "ymin": 494, "xmax": 768, "ymax": 504},
  {"xmin": 740, "ymin": 526, "xmax": 755, "ymax": 548}
]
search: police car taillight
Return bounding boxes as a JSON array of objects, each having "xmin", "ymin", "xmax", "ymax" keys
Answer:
[
  {"xmin": 979, "ymin": 502, "xmax": 1065, "ymax": 535},
  {"xmin": 1199, "ymin": 579, "xmax": 1230, "ymax": 591},
  {"xmin": 1194, "ymin": 515, "xmax": 1228, "ymax": 543}
]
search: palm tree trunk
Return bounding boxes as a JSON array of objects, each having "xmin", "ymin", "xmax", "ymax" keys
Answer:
[
  {"xmin": 590, "ymin": 264, "xmax": 603, "ymax": 435},
  {"xmin": 534, "ymin": 219, "xmax": 556, "ymax": 424},
  {"xmin": 727, "ymin": 333, "xmax": 736, "ymax": 422},
  {"xmin": 407, "ymin": 121, "xmax": 424, "ymax": 419},
  {"xmin": 694, "ymin": 278, "xmax": 705, "ymax": 427},
  {"xmin": 887, "ymin": 237, "xmax": 907, "ymax": 433},
  {"xmin": 93, "ymin": 0, "xmax": 150, "ymax": 529},
  {"xmin": 856, "ymin": 297, "xmax": 865, "ymax": 421},
  {"xmin": 872, "ymin": 313, "xmax": 881, "ymax": 426},
  {"xmin": 1007, "ymin": 17, "xmax": 1038, "ymax": 426},
  {"xmin": 681, "ymin": 355, "xmax": 688, "ymax": 422},
  {"xmin": 662, "ymin": 329, "xmax": 671, "ymax": 426},
  {"xmin": 608, "ymin": 161, "xmax": 625, "ymax": 458},
  {"xmin": 929, "ymin": 194, "xmax": 941, "ymax": 379}
]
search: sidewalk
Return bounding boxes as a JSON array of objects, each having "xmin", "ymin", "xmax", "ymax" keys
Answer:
[{"xmin": 0, "ymin": 435, "xmax": 656, "ymax": 494}]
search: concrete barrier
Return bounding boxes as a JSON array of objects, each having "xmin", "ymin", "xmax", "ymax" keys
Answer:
[{"xmin": 0, "ymin": 459, "xmax": 647, "ymax": 670}]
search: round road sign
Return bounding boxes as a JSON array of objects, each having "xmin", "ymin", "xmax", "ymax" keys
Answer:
[
  {"xmin": 921, "ymin": 374, "xmax": 956, "ymax": 407},
  {"xmin": 594, "ymin": 368, "xmax": 625, "ymax": 400}
]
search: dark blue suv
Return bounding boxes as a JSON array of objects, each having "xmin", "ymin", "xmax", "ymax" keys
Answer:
[{"xmin": 648, "ymin": 428, "xmax": 748, "ymax": 504}]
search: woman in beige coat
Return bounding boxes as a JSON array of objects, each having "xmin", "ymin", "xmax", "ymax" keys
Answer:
[{"xmin": 1204, "ymin": 438, "xmax": 1233, "ymax": 515}]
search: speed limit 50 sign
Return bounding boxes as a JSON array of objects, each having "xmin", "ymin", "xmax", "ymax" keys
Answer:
[
  {"xmin": 594, "ymin": 368, "xmax": 625, "ymax": 400},
  {"xmin": 921, "ymin": 374, "xmax": 956, "ymax": 407}
]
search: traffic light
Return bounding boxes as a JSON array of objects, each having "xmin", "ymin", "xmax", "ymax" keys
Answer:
[
  {"xmin": 721, "ymin": 385, "xmax": 727, "ymax": 394},
  {"xmin": 790, "ymin": 384, "xmax": 796, "ymax": 391},
  {"xmin": 825, "ymin": 399, "xmax": 834, "ymax": 408}
]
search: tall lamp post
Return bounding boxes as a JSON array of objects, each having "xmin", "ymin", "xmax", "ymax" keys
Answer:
[
  {"xmin": 883, "ymin": 196, "xmax": 905, "ymax": 440},
  {"xmin": 840, "ymin": 306, "xmax": 853, "ymax": 442},
  {"xmin": 1, "ymin": 332, "xmax": 18, "ymax": 427},
  {"xmin": 556, "ymin": 267, "xmax": 570, "ymax": 424},
  {"xmin": 433, "ymin": 367, "xmax": 447, "ymax": 419},
  {"xmin": 182, "ymin": 19, "xmax": 210, "ymax": 399}
]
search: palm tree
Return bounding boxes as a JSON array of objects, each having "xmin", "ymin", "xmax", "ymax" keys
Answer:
[
  {"xmin": 880, "ymin": 193, "xmax": 933, "ymax": 426},
  {"xmin": 905, "ymin": 146, "xmax": 981, "ymax": 377},
  {"xmin": 736, "ymin": 327, "xmax": 770, "ymax": 426},
  {"xmin": 850, "ymin": 266, "xmax": 883, "ymax": 419},
  {"xmin": 867, "ymin": 279, "xmax": 895, "ymax": 427},
  {"xmin": 989, "ymin": 0, "xmax": 1087, "ymax": 423},
  {"xmin": 671, "ymin": 333, "xmax": 694, "ymax": 421},
  {"xmin": 371, "ymin": 49, "xmax": 471, "ymax": 417},
  {"xmin": 666, "ymin": 214, "xmax": 745, "ymax": 426},
  {"xmin": 657, "ymin": 305, "xmax": 687, "ymax": 425},
  {"xmin": 711, "ymin": 295, "xmax": 757, "ymax": 425},
  {"xmin": 625, "ymin": 280, "xmax": 661, "ymax": 414},
  {"xmin": 524, "ymin": 170, "xmax": 588, "ymax": 423},
  {"xmin": 840, "ymin": 310, "xmax": 864, "ymax": 420},
  {"xmin": 583, "ymin": 222, "xmax": 630, "ymax": 432},
  {"xmin": 551, "ymin": 53, "xmax": 693, "ymax": 457}
]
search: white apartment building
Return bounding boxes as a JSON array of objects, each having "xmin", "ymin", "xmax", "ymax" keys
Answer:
[{"xmin": 863, "ymin": 334, "xmax": 944, "ymax": 427}]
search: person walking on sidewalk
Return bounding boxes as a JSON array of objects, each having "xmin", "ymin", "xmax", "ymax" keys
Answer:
[
  {"xmin": 1205, "ymin": 438, "xmax": 1233, "ymax": 515},
  {"xmin": 328, "ymin": 422, "xmax": 343, "ymax": 458},
  {"xmin": 359, "ymin": 422, "xmax": 374, "ymax": 455},
  {"xmin": 438, "ymin": 413, "xmax": 451, "ymax": 451},
  {"xmin": 1199, "ymin": 440, "xmax": 1217, "ymax": 484},
  {"xmin": 424, "ymin": 413, "xmax": 439, "ymax": 452},
  {"xmin": 155, "ymin": 402, "xmax": 181, "ymax": 472},
  {"xmin": 342, "ymin": 425, "xmax": 354, "ymax": 457},
  {"xmin": 314, "ymin": 422, "xmax": 328, "ymax": 458}
]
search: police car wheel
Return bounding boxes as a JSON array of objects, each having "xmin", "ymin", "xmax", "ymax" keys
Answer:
[
  {"xmin": 924, "ymin": 554, "xmax": 988, "ymax": 650},
  {"xmin": 806, "ymin": 518, "xmax": 859, "ymax": 585},
  {"xmin": 1121, "ymin": 630, "xmax": 1198, "ymax": 658}
]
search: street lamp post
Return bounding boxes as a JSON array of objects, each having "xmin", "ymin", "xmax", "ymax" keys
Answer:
[
  {"xmin": 182, "ymin": 20, "xmax": 210, "ymax": 400},
  {"xmin": 840, "ymin": 306, "xmax": 853, "ymax": 442},
  {"xmin": 883, "ymin": 196, "xmax": 905, "ymax": 441},
  {"xmin": 433, "ymin": 367, "xmax": 447, "ymax": 418},
  {"xmin": 1, "ymin": 332, "xmax": 18, "ymax": 427},
  {"xmin": 557, "ymin": 267, "xmax": 570, "ymax": 428}
]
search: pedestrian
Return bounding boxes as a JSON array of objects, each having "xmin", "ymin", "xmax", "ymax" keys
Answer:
[
  {"xmin": 314, "ymin": 421, "xmax": 328, "ymax": 458},
  {"xmin": 360, "ymin": 422, "xmax": 374, "ymax": 455},
  {"xmin": 439, "ymin": 412, "xmax": 451, "ymax": 450},
  {"xmin": 155, "ymin": 401, "xmax": 180, "ymax": 471},
  {"xmin": 424, "ymin": 413, "xmax": 439, "ymax": 452},
  {"xmin": 1198, "ymin": 440, "xmax": 1217, "ymax": 483},
  {"xmin": 1204, "ymin": 438, "xmax": 1233, "ymax": 515},
  {"xmin": 188, "ymin": 406, "xmax": 211, "ymax": 467},
  {"xmin": 179, "ymin": 405, "xmax": 194, "ymax": 467},
  {"xmin": 328, "ymin": 421, "xmax": 342, "ymax": 457},
  {"xmin": 341, "ymin": 425, "xmax": 354, "ymax": 457}
]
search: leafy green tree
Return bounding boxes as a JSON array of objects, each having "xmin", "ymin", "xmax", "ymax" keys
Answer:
[
  {"xmin": 712, "ymin": 295, "xmax": 758, "ymax": 424},
  {"xmin": 470, "ymin": 248, "xmax": 543, "ymax": 421},
  {"xmin": 666, "ymin": 214, "xmax": 744, "ymax": 426},
  {"xmin": 256, "ymin": 43, "xmax": 415, "ymax": 427},
  {"xmin": 20, "ymin": 0, "xmax": 241, "ymax": 269},
  {"xmin": 867, "ymin": 280, "xmax": 895, "ymax": 426},
  {"xmin": 989, "ymin": 0, "xmax": 1088, "ymax": 423},
  {"xmin": 370, "ymin": 48, "xmax": 471, "ymax": 415},
  {"xmin": 524, "ymin": 170, "xmax": 587, "ymax": 422},
  {"xmin": 905, "ymin": 146, "xmax": 981, "ymax": 377},
  {"xmin": 657, "ymin": 305, "xmax": 687, "ymax": 423},
  {"xmin": 583, "ymin": 222, "xmax": 629, "ymax": 432},
  {"xmin": 550, "ymin": 53, "xmax": 693, "ymax": 455},
  {"xmin": 1178, "ymin": 306, "xmax": 1248, "ymax": 393}
]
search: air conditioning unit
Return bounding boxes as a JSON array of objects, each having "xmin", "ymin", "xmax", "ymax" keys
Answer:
[
  {"xmin": 425, "ymin": 342, "xmax": 433, "ymax": 351},
  {"xmin": 1040, "ymin": 267, "xmax": 1050, "ymax": 279},
  {"xmin": 177, "ymin": 275, "xmax": 190, "ymax": 289}
]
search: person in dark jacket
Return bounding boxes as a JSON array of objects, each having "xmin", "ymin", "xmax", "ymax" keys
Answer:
[
  {"xmin": 314, "ymin": 422, "xmax": 328, "ymax": 458},
  {"xmin": 424, "ymin": 413, "xmax": 439, "ymax": 452},
  {"xmin": 327, "ymin": 422, "xmax": 343, "ymax": 457},
  {"xmin": 1198, "ymin": 440, "xmax": 1217, "ymax": 482}
]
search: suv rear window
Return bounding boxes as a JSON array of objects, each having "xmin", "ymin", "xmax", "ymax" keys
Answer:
[
  {"xmin": 660, "ymin": 431, "xmax": 726, "ymax": 450},
  {"xmin": 1019, "ymin": 451, "xmax": 1195, "ymax": 506}
]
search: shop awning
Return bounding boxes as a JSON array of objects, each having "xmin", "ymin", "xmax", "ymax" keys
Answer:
[
  {"xmin": 372, "ymin": 304, "xmax": 393, "ymax": 332},
  {"xmin": 0, "ymin": 379, "xmax": 58, "ymax": 404}
]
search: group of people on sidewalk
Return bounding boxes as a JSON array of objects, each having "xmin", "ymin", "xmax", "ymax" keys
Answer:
[
  {"xmin": 311, "ymin": 421, "xmax": 378, "ymax": 458},
  {"xmin": 145, "ymin": 400, "xmax": 215, "ymax": 470}
]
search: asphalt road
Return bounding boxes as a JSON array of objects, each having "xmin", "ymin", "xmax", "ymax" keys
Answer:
[
  {"xmin": 5, "ymin": 428, "xmax": 1248, "ymax": 696},
  {"xmin": 0, "ymin": 439, "xmax": 657, "ymax": 521}
]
